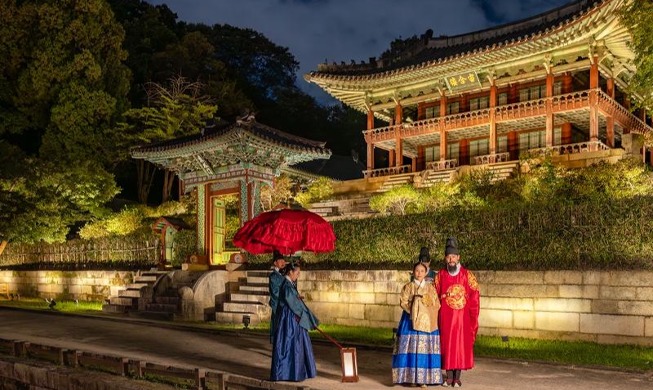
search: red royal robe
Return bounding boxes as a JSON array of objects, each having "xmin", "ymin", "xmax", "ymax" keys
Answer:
[{"xmin": 434, "ymin": 266, "xmax": 480, "ymax": 370}]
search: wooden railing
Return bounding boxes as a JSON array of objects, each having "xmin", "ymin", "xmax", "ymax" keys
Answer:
[
  {"xmin": 597, "ymin": 90, "xmax": 653, "ymax": 135},
  {"xmin": 529, "ymin": 141, "xmax": 610, "ymax": 156},
  {"xmin": 363, "ymin": 164, "xmax": 411, "ymax": 178},
  {"xmin": 426, "ymin": 159, "xmax": 459, "ymax": 171},
  {"xmin": 473, "ymin": 152, "xmax": 511, "ymax": 165},
  {"xmin": 363, "ymin": 88, "xmax": 650, "ymax": 145}
]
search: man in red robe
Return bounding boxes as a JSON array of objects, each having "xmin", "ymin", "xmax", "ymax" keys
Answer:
[{"xmin": 434, "ymin": 237, "xmax": 480, "ymax": 387}]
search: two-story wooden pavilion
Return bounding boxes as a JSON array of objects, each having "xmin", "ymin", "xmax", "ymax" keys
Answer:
[
  {"xmin": 132, "ymin": 116, "xmax": 331, "ymax": 267},
  {"xmin": 306, "ymin": 0, "xmax": 652, "ymax": 187}
]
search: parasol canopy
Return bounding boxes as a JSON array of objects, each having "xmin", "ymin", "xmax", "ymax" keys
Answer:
[{"xmin": 233, "ymin": 209, "xmax": 336, "ymax": 255}]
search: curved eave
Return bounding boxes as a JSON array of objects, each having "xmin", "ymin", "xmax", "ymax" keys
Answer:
[
  {"xmin": 132, "ymin": 127, "xmax": 330, "ymax": 164},
  {"xmin": 305, "ymin": 0, "xmax": 633, "ymax": 117}
]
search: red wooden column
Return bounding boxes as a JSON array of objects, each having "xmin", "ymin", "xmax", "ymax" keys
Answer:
[
  {"xmin": 589, "ymin": 56, "xmax": 599, "ymax": 142},
  {"xmin": 366, "ymin": 110, "xmax": 375, "ymax": 171},
  {"xmin": 545, "ymin": 71, "xmax": 555, "ymax": 147},
  {"xmin": 489, "ymin": 83, "xmax": 497, "ymax": 154},
  {"xmin": 417, "ymin": 146, "xmax": 425, "ymax": 171},
  {"xmin": 563, "ymin": 73, "xmax": 573, "ymax": 94},
  {"xmin": 439, "ymin": 94, "xmax": 448, "ymax": 161},
  {"xmin": 395, "ymin": 103, "xmax": 403, "ymax": 168},
  {"xmin": 459, "ymin": 139, "xmax": 470, "ymax": 166},
  {"xmin": 507, "ymin": 131, "xmax": 519, "ymax": 160},
  {"xmin": 561, "ymin": 123, "xmax": 573, "ymax": 145},
  {"xmin": 606, "ymin": 76, "xmax": 615, "ymax": 147}
]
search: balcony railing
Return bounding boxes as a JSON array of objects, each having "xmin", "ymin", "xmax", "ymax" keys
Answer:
[
  {"xmin": 426, "ymin": 159, "xmax": 459, "ymax": 171},
  {"xmin": 473, "ymin": 152, "xmax": 510, "ymax": 165},
  {"xmin": 528, "ymin": 141, "xmax": 610, "ymax": 156},
  {"xmin": 596, "ymin": 90, "xmax": 653, "ymax": 135},
  {"xmin": 363, "ymin": 164, "xmax": 411, "ymax": 178}
]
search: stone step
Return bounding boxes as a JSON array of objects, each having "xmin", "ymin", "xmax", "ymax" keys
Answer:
[
  {"xmin": 246, "ymin": 276, "xmax": 268, "ymax": 285},
  {"xmin": 109, "ymin": 297, "xmax": 137, "ymax": 307},
  {"xmin": 118, "ymin": 288, "xmax": 144, "ymax": 298},
  {"xmin": 128, "ymin": 311, "xmax": 174, "ymax": 321},
  {"xmin": 223, "ymin": 301, "xmax": 270, "ymax": 316},
  {"xmin": 230, "ymin": 293, "xmax": 269, "ymax": 304},
  {"xmin": 140, "ymin": 271, "xmax": 169, "ymax": 277},
  {"xmin": 239, "ymin": 285, "xmax": 268, "ymax": 293},
  {"xmin": 101, "ymin": 304, "xmax": 129, "ymax": 314},
  {"xmin": 145, "ymin": 303, "xmax": 178, "ymax": 313},
  {"xmin": 126, "ymin": 283, "xmax": 149, "ymax": 290},
  {"xmin": 215, "ymin": 312, "xmax": 263, "ymax": 326},
  {"xmin": 134, "ymin": 275, "xmax": 158, "ymax": 283}
]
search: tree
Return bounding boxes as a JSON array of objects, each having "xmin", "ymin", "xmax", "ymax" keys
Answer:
[
  {"xmin": 0, "ymin": 0, "xmax": 130, "ymax": 247},
  {"xmin": 620, "ymin": 0, "xmax": 653, "ymax": 110},
  {"xmin": 119, "ymin": 76, "xmax": 217, "ymax": 203},
  {"xmin": 369, "ymin": 185, "xmax": 423, "ymax": 215}
]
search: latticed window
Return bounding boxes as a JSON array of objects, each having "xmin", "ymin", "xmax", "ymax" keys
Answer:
[
  {"xmin": 469, "ymin": 96, "xmax": 489, "ymax": 111},
  {"xmin": 447, "ymin": 102, "xmax": 460, "ymax": 115},
  {"xmin": 424, "ymin": 146, "xmax": 440, "ymax": 162},
  {"xmin": 469, "ymin": 138, "xmax": 489, "ymax": 161}
]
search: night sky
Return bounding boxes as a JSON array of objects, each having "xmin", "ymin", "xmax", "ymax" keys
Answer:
[{"xmin": 148, "ymin": 0, "xmax": 572, "ymax": 104}]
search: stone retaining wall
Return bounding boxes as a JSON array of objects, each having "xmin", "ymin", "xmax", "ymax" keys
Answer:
[
  {"xmin": 300, "ymin": 270, "xmax": 653, "ymax": 346},
  {"xmin": 0, "ymin": 271, "xmax": 135, "ymax": 302},
  {"xmin": 1, "ymin": 269, "xmax": 652, "ymax": 346}
]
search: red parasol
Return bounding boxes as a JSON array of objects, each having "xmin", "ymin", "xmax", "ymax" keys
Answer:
[{"xmin": 232, "ymin": 209, "xmax": 336, "ymax": 255}]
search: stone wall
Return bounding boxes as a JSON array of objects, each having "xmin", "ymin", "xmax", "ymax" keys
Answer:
[
  {"xmin": 2, "ymin": 269, "xmax": 652, "ymax": 346},
  {"xmin": 0, "ymin": 270, "xmax": 135, "ymax": 301},
  {"xmin": 300, "ymin": 270, "xmax": 653, "ymax": 347}
]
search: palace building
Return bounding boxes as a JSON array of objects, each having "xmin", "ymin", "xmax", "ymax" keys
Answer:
[{"xmin": 305, "ymin": 0, "xmax": 652, "ymax": 190}]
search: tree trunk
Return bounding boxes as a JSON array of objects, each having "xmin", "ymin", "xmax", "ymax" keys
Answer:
[
  {"xmin": 0, "ymin": 240, "xmax": 7, "ymax": 257},
  {"xmin": 137, "ymin": 160, "xmax": 156, "ymax": 204},
  {"xmin": 162, "ymin": 170, "xmax": 176, "ymax": 203}
]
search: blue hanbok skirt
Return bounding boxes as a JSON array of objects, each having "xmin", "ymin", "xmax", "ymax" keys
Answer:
[
  {"xmin": 270, "ymin": 305, "xmax": 317, "ymax": 381},
  {"xmin": 392, "ymin": 311, "xmax": 443, "ymax": 385}
]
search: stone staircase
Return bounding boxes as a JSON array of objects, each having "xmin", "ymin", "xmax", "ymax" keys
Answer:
[
  {"xmin": 416, "ymin": 168, "xmax": 458, "ymax": 187},
  {"xmin": 484, "ymin": 160, "xmax": 520, "ymax": 181},
  {"xmin": 130, "ymin": 270, "xmax": 206, "ymax": 321},
  {"xmin": 102, "ymin": 269, "xmax": 168, "ymax": 314},
  {"xmin": 378, "ymin": 172, "xmax": 415, "ymax": 192},
  {"xmin": 215, "ymin": 271, "xmax": 270, "ymax": 327}
]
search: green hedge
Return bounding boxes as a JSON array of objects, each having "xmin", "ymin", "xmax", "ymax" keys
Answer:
[{"xmin": 290, "ymin": 197, "xmax": 653, "ymax": 271}]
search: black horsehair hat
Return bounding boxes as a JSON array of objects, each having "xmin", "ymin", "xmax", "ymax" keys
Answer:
[
  {"xmin": 445, "ymin": 237, "xmax": 459, "ymax": 256},
  {"xmin": 418, "ymin": 246, "xmax": 430, "ymax": 262}
]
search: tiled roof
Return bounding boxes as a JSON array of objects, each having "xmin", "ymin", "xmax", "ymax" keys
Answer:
[{"xmin": 309, "ymin": 0, "xmax": 602, "ymax": 78}]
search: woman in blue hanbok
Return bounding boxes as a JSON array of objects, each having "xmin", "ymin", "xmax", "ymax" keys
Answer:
[
  {"xmin": 392, "ymin": 261, "xmax": 443, "ymax": 387},
  {"xmin": 270, "ymin": 261, "xmax": 319, "ymax": 382}
]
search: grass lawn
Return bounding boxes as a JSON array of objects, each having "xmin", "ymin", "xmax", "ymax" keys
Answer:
[{"xmin": 2, "ymin": 300, "xmax": 652, "ymax": 372}]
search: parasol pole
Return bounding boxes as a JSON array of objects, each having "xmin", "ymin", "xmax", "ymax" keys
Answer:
[{"xmin": 315, "ymin": 326, "xmax": 343, "ymax": 349}]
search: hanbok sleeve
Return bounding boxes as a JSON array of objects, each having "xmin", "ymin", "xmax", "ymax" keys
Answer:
[
  {"xmin": 466, "ymin": 270, "xmax": 481, "ymax": 342},
  {"xmin": 282, "ymin": 281, "xmax": 320, "ymax": 331},
  {"xmin": 399, "ymin": 283, "xmax": 413, "ymax": 313}
]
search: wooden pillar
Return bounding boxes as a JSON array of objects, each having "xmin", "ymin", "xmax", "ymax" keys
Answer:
[
  {"xmin": 606, "ymin": 115, "xmax": 614, "ymax": 148},
  {"xmin": 489, "ymin": 83, "xmax": 497, "ymax": 154},
  {"xmin": 607, "ymin": 77, "xmax": 615, "ymax": 99},
  {"xmin": 366, "ymin": 142, "xmax": 374, "ymax": 171},
  {"xmin": 395, "ymin": 103, "xmax": 403, "ymax": 125},
  {"xmin": 507, "ymin": 131, "xmax": 519, "ymax": 160},
  {"xmin": 440, "ymin": 94, "xmax": 447, "ymax": 118},
  {"xmin": 366, "ymin": 109, "xmax": 375, "ymax": 172},
  {"xmin": 411, "ymin": 157, "xmax": 417, "ymax": 172},
  {"xmin": 388, "ymin": 149, "xmax": 395, "ymax": 167},
  {"xmin": 545, "ymin": 72, "xmax": 555, "ymax": 147},
  {"xmin": 417, "ymin": 146, "xmax": 425, "ymax": 171},
  {"xmin": 509, "ymin": 83, "xmax": 519, "ymax": 103},
  {"xmin": 439, "ymin": 94, "xmax": 447, "ymax": 161},
  {"xmin": 395, "ymin": 130, "xmax": 403, "ymax": 168},
  {"xmin": 367, "ymin": 110, "xmax": 374, "ymax": 130},
  {"xmin": 561, "ymin": 123, "xmax": 573, "ymax": 145},
  {"xmin": 589, "ymin": 56, "xmax": 599, "ymax": 142},
  {"xmin": 459, "ymin": 139, "xmax": 470, "ymax": 166},
  {"xmin": 563, "ymin": 73, "xmax": 573, "ymax": 94}
]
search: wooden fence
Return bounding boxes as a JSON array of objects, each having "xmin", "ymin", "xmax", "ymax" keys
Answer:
[{"xmin": 0, "ymin": 239, "xmax": 159, "ymax": 266}]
